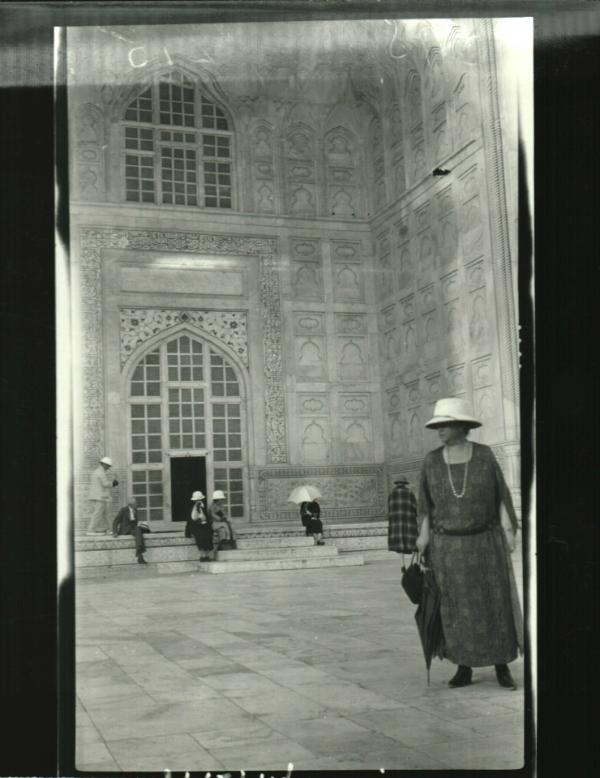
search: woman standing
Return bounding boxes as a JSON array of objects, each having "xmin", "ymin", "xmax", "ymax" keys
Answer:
[
  {"xmin": 416, "ymin": 397, "xmax": 523, "ymax": 690},
  {"xmin": 185, "ymin": 490, "xmax": 213, "ymax": 561},
  {"xmin": 300, "ymin": 499, "xmax": 325, "ymax": 545},
  {"xmin": 208, "ymin": 490, "xmax": 237, "ymax": 551}
]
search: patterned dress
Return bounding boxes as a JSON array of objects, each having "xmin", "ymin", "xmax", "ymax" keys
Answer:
[{"xmin": 418, "ymin": 442, "xmax": 523, "ymax": 667}]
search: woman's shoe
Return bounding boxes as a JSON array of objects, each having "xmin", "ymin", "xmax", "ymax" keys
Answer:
[
  {"xmin": 495, "ymin": 664, "xmax": 517, "ymax": 690},
  {"xmin": 448, "ymin": 665, "xmax": 472, "ymax": 688},
  {"xmin": 137, "ymin": 555, "xmax": 147, "ymax": 564}
]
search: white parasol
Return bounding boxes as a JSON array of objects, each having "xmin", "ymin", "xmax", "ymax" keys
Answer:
[{"xmin": 287, "ymin": 485, "xmax": 322, "ymax": 504}]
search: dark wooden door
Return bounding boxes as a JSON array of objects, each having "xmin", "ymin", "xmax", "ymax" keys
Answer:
[{"xmin": 170, "ymin": 456, "xmax": 206, "ymax": 522}]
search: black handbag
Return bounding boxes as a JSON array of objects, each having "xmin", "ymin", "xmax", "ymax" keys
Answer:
[{"xmin": 401, "ymin": 552, "xmax": 424, "ymax": 605}]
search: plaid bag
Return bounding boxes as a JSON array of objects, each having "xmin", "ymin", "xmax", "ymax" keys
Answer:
[{"xmin": 388, "ymin": 479, "xmax": 418, "ymax": 553}]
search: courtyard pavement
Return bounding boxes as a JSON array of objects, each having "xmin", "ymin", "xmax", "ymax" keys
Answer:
[{"xmin": 75, "ymin": 548, "xmax": 526, "ymax": 772}]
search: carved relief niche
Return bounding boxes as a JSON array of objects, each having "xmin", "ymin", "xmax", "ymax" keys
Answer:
[
  {"xmin": 74, "ymin": 103, "xmax": 106, "ymax": 201},
  {"xmin": 292, "ymin": 262, "xmax": 323, "ymax": 301},
  {"xmin": 340, "ymin": 417, "xmax": 373, "ymax": 462},
  {"xmin": 251, "ymin": 121, "xmax": 277, "ymax": 214},
  {"xmin": 458, "ymin": 164, "xmax": 485, "ymax": 261},
  {"xmin": 297, "ymin": 391, "xmax": 331, "ymax": 463},
  {"xmin": 396, "ymin": 215, "xmax": 413, "ymax": 292},
  {"xmin": 337, "ymin": 337, "xmax": 368, "ymax": 381},
  {"xmin": 436, "ymin": 185, "xmax": 459, "ymax": 267},
  {"xmin": 445, "ymin": 300, "xmax": 465, "ymax": 354},
  {"xmin": 324, "ymin": 126, "xmax": 360, "ymax": 218},
  {"xmin": 369, "ymin": 115, "xmax": 387, "ymax": 213},
  {"xmin": 387, "ymin": 102, "xmax": 406, "ymax": 197},
  {"xmin": 300, "ymin": 419, "xmax": 331, "ymax": 464},
  {"xmin": 290, "ymin": 236, "xmax": 323, "ymax": 302},
  {"xmin": 447, "ymin": 362, "xmax": 467, "ymax": 397},
  {"xmin": 295, "ymin": 336, "xmax": 326, "ymax": 380},
  {"xmin": 333, "ymin": 263, "xmax": 362, "ymax": 302},
  {"xmin": 426, "ymin": 48, "xmax": 451, "ymax": 164},
  {"xmin": 284, "ymin": 122, "xmax": 317, "ymax": 215}
]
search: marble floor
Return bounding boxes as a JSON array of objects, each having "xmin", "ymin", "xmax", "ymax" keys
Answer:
[{"xmin": 75, "ymin": 548, "xmax": 526, "ymax": 772}]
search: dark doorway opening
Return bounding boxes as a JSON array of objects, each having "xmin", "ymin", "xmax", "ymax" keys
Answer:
[{"xmin": 170, "ymin": 456, "xmax": 206, "ymax": 522}]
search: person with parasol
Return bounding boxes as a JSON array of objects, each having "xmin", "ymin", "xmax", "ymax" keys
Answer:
[
  {"xmin": 415, "ymin": 397, "xmax": 523, "ymax": 690},
  {"xmin": 288, "ymin": 485, "xmax": 325, "ymax": 545}
]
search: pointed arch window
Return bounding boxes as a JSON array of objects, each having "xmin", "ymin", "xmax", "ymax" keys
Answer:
[{"xmin": 123, "ymin": 70, "xmax": 233, "ymax": 209}]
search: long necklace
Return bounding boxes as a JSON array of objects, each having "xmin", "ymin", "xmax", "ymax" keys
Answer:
[{"xmin": 445, "ymin": 446, "xmax": 469, "ymax": 499}]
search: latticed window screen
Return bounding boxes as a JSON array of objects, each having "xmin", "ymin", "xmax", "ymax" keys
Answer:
[
  {"xmin": 128, "ymin": 334, "xmax": 245, "ymax": 521},
  {"xmin": 123, "ymin": 70, "xmax": 233, "ymax": 208},
  {"xmin": 212, "ymin": 404, "xmax": 242, "ymax": 462},
  {"xmin": 168, "ymin": 387, "xmax": 206, "ymax": 449},
  {"xmin": 130, "ymin": 348, "xmax": 160, "ymax": 397},
  {"xmin": 214, "ymin": 466, "xmax": 244, "ymax": 518},
  {"xmin": 132, "ymin": 470, "xmax": 163, "ymax": 522},
  {"xmin": 167, "ymin": 335, "xmax": 203, "ymax": 381},
  {"xmin": 130, "ymin": 403, "xmax": 162, "ymax": 463},
  {"xmin": 210, "ymin": 349, "xmax": 239, "ymax": 397}
]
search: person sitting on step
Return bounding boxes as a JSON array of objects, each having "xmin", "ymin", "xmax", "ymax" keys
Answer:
[
  {"xmin": 111, "ymin": 498, "xmax": 150, "ymax": 564},
  {"xmin": 208, "ymin": 490, "xmax": 237, "ymax": 552},
  {"xmin": 300, "ymin": 499, "xmax": 325, "ymax": 545},
  {"xmin": 185, "ymin": 491, "xmax": 214, "ymax": 562}
]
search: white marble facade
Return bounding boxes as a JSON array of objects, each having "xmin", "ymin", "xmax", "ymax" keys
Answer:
[{"xmin": 67, "ymin": 18, "xmax": 521, "ymax": 530}]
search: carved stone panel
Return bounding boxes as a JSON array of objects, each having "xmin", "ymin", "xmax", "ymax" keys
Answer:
[
  {"xmin": 441, "ymin": 270, "xmax": 460, "ymax": 302},
  {"xmin": 332, "ymin": 262, "xmax": 363, "ymax": 302},
  {"xmin": 337, "ymin": 337, "xmax": 368, "ymax": 381},
  {"xmin": 291, "ymin": 237, "xmax": 321, "ymax": 261},
  {"xmin": 407, "ymin": 407, "xmax": 423, "ymax": 455},
  {"xmin": 447, "ymin": 362, "xmax": 467, "ymax": 396},
  {"xmin": 295, "ymin": 336, "xmax": 327, "ymax": 380},
  {"xmin": 298, "ymin": 393, "xmax": 330, "ymax": 416},
  {"xmin": 335, "ymin": 313, "xmax": 367, "ymax": 335},
  {"xmin": 75, "ymin": 103, "xmax": 105, "ymax": 201},
  {"xmin": 340, "ymin": 417, "xmax": 373, "ymax": 462},
  {"xmin": 331, "ymin": 240, "xmax": 360, "ymax": 262},
  {"xmin": 292, "ymin": 261, "xmax": 323, "ymax": 301},
  {"xmin": 288, "ymin": 184, "xmax": 317, "ymax": 216},
  {"xmin": 300, "ymin": 418, "xmax": 331, "ymax": 464},
  {"xmin": 339, "ymin": 393, "xmax": 371, "ymax": 415},
  {"xmin": 256, "ymin": 464, "xmax": 385, "ymax": 522},
  {"xmin": 471, "ymin": 354, "xmax": 493, "ymax": 390},
  {"xmin": 469, "ymin": 288, "xmax": 490, "ymax": 348},
  {"xmin": 380, "ymin": 305, "xmax": 396, "ymax": 331},
  {"xmin": 445, "ymin": 300, "xmax": 465, "ymax": 354},
  {"xmin": 293, "ymin": 312, "xmax": 325, "ymax": 336}
]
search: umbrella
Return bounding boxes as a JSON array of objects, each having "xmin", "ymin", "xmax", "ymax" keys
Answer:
[
  {"xmin": 287, "ymin": 485, "xmax": 322, "ymax": 504},
  {"xmin": 414, "ymin": 567, "xmax": 445, "ymax": 685}
]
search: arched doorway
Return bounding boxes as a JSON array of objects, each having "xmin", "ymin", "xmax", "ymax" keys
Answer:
[{"xmin": 126, "ymin": 330, "xmax": 247, "ymax": 528}]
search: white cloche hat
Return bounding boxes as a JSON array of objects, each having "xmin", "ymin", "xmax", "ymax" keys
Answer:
[
  {"xmin": 425, "ymin": 397, "xmax": 481, "ymax": 429},
  {"xmin": 190, "ymin": 490, "xmax": 205, "ymax": 501},
  {"xmin": 212, "ymin": 490, "xmax": 226, "ymax": 500},
  {"xmin": 100, "ymin": 456, "xmax": 113, "ymax": 466}
]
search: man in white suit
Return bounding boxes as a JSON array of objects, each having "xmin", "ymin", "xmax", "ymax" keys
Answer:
[{"xmin": 86, "ymin": 456, "xmax": 119, "ymax": 535}]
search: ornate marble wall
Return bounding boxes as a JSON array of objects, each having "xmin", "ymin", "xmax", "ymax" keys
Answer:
[{"xmin": 67, "ymin": 18, "xmax": 521, "ymax": 526}]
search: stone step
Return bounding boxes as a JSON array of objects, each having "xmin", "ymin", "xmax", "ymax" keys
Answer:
[
  {"xmin": 196, "ymin": 554, "xmax": 365, "ymax": 574},
  {"xmin": 331, "ymin": 535, "xmax": 388, "ymax": 551},
  {"xmin": 236, "ymin": 536, "xmax": 316, "ymax": 549},
  {"xmin": 76, "ymin": 543, "xmax": 202, "ymax": 568},
  {"xmin": 216, "ymin": 545, "xmax": 337, "ymax": 561}
]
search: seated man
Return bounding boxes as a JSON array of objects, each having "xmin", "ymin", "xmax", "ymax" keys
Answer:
[{"xmin": 112, "ymin": 498, "xmax": 150, "ymax": 564}]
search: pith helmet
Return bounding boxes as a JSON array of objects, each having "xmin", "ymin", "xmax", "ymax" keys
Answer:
[{"xmin": 425, "ymin": 397, "xmax": 481, "ymax": 429}]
